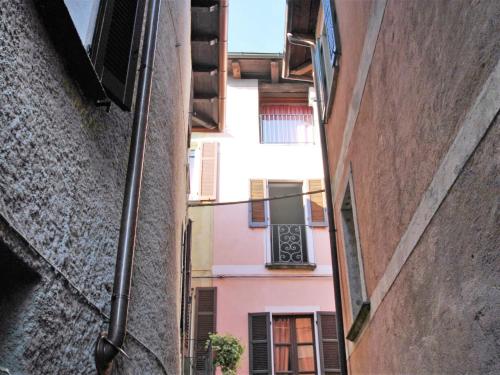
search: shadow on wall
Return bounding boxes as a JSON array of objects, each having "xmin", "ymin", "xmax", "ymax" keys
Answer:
[{"xmin": 0, "ymin": 240, "xmax": 41, "ymax": 374}]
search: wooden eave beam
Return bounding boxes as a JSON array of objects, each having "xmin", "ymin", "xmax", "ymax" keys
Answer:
[
  {"xmin": 259, "ymin": 83, "xmax": 310, "ymax": 93},
  {"xmin": 231, "ymin": 60, "xmax": 241, "ymax": 79},
  {"xmin": 270, "ymin": 61, "xmax": 279, "ymax": 83}
]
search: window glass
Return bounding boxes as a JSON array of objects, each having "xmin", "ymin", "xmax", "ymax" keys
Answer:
[
  {"xmin": 64, "ymin": 0, "xmax": 101, "ymax": 50},
  {"xmin": 297, "ymin": 345, "xmax": 315, "ymax": 372},
  {"xmin": 295, "ymin": 317, "xmax": 313, "ymax": 343}
]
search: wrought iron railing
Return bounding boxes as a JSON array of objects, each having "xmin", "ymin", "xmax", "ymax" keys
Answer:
[
  {"xmin": 270, "ymin": 224, "xmax": 308, "ymax": 264},
  {"xmin": 260, "ymin": 114, "xmax": 314, "ymax": 144}
]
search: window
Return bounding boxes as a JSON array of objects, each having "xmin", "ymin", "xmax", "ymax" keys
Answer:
[
  {"xmin": 189, "ymin": 142, "xmax": 219, "ymax": 201},
  {"xmin": 260, "ymin": 105, "xmax": 314, "ymax": 144},
  {"xmin": 35, "ymin": 0, "xmax": 146, "ymax": 110},
  {"xmin": 248, "ymin": 312, "xmax": 341, "ymax": 375},
  {"xmin": 273, "ymin": 315, "xmax": 317, "ymax": 375},
  {"xmin": 314, "ymin": 0, "xmax": 340, "ymax": 121},
  {"xmin": 249, "ymin": 180, "xmax": 327, "ymax": 267},
  {"xmin": 268, "ymin": 182, "xmax": 308, "ymax": 264},
  {"xmin": 340, "ymin": 181, "xmax": 370, "ymax": 341},
  {"xmin": 194, "ymin": 287, "xmax": 217, "ymax": 374}
]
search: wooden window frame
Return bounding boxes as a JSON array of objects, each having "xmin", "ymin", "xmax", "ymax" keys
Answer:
[{"xmin": 271, "ymin": 314, "xmax": 319, "ymax": 375}]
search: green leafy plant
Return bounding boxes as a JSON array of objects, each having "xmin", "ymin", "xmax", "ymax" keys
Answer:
[{"xmin": 206, "ymin": 333, "xmax": 244, "ymax": 375}]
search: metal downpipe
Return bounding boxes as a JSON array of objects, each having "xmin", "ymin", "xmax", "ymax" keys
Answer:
[
  {"xmin": 95, "ymin": 0, "xmax": 161, "ymax": 373},
  {"xmin": 287, "ymin": 34, "xmax": 349, "ymax": 375}
]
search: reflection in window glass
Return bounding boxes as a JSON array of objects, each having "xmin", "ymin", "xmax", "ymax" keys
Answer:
[
  {"xmin": 295, "ymin": 317, "xmax": 313, "ymax": 343},
  {"xmin": 297, "ymin": 345, "xmax": 315, "ymax": 372},
  {"xmin": 64, "ymin": 0, "xmax": 101, "ymax": 50}
]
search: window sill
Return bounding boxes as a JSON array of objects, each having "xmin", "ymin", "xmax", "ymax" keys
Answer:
[
  {"xmin": 346, "ymin": 301, "xmax": 370, "ymax": 342},
  {"xmin": 265, "ymin": 263, "xmax": 317, "ymax": 270}
]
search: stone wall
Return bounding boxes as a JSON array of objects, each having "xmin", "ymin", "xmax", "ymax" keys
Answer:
[{"xmin": 0, "ymin": 0, "xmax": 191, "ymax": 373}]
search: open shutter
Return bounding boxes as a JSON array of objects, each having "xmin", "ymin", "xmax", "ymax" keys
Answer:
[
  {"xmin": 318, "ymin": 312, "xmax": 341, "ymax": 374},
  {"xmin": 322, "ymin": 0, "xmax": 339, "ymax": 66},
  {"xmin": 200, "ymin": 143, "xmax": 219, "ymax": 201},
  {"xmin": 194, "ymin": 287, "xmax": 217, "ymax": 374},
  {"xmin": 309, "ymin": 179, "xmax": 327, "ymax": 226},
  {"xmin": 95, "ymin": 0, "xmax": 146, "ymax": 110},
  {"xmin": 249, "ymin": 313, "xmax": 271, "ymax": 375},
  {"xmin": 249, "ymin": 180, "xmax": 267, "ymax": 227}
]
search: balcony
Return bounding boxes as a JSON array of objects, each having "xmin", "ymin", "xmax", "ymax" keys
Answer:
[
  {"xmin": 259, "ymin": 113, "xmax": 314, "ymax": 144},
  {"xmin": 266, "ymin": 224, "xmax": 315, "ymax": 269}
]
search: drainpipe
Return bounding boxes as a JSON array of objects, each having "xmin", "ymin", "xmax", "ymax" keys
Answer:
[
  {"xmin": 287, "ymin": 33, "xmax": 348, "ymax": 375},
  {"xmin": 94, "ymin": 0, "xmax": 161, "ymax": 374}
]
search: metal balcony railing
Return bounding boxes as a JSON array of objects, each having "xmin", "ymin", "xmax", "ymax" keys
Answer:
[
  {"xmin": 260, "ymin": 114, "xmax": 314, "ymax": 144},
  {"xmin": 270, "ymin": 224, "xmax": 308, "ymax": 264}
]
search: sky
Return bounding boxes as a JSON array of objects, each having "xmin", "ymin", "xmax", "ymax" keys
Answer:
[{"xmin": 228, "ymin": 0, "xmax": 287, "ymax": 54}]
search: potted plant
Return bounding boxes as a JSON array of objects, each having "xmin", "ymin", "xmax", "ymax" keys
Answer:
[{"xmin": 206, "ymin": 333, "xmax": 244, "ymax": 375}]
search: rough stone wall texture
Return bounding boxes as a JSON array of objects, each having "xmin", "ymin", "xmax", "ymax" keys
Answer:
[
  {"xmin": 0, "ymin": 0, "xmax": 191, "ymax": 373},
  {"xmin": 326, "ymin": 0, "xmax": 500, "ymax": 373}
]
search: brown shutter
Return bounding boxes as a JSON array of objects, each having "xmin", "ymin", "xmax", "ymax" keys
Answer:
[
  {"xmin": 194, "ymin": 287, "xmax": 217, "ymax": 373},
  {"xmin": 200, "ymin": 143, "xmax": 219, "ymax": 201},
  {"xmin": 248, "ymin": 313, "xmax": 271, "ymax": 375},
  {"xmin": 249, "ymin": 180, "xmax": 266, "ymax": 227},
  {"xmin": 94, "ymin": 0, "xmax": 146, "ymax": 110},
  {"xmin": 309, "ymin": 179, "xmax": 327, "ymax": 226},
  {"xmin": 318, "ymin": 312, "xmax": 341, "ymax": 374}
]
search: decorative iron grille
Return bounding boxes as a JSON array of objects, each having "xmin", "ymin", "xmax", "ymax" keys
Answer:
[{"xmin": 270, "ymin": 224, "xmax": 308, "ymax": 264}]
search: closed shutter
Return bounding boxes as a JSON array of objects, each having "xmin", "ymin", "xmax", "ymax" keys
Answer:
[
  {"xmin": 309, "ymin": 179, "xmax": 327, "ymax": 226},
  {"xmin": 194, "ymin": 287, "xmax": 217, "ymax": 374},
  {"xmin": 96, "ymin": 0, "xmax": 146, "ymax": 110},
  {"xmin": 200, "ymin": 143, "xmax": 219, "ymax": 201},
  {"xmin": 249, "ymin": 180, "xmax": 267, "ymax": 227},
  {"xmin": 318, "ymin": 312, "xmax": 341, "ymax": 374},
  {"xmin": 248, "ymin": 313, "xmax": 271, "ymax": 375}
]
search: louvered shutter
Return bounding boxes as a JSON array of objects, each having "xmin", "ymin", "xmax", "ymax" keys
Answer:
[
  {"xmin": 194, "ymin": 288, "xmax": 217, "ymax": 374},
  {"xmin": 95, "ymin": 0, "xmax": 146, "ymax": 110},
  {"xmin": 322, "ymin": 0, "xmax": 339, "ymax": 66},
  {"xmin": 309, "ymin": 179, "xmax": 327, "ymax": 226},
  {"xmin": 200, "ymin": 143, "xmax": 219, "ymax": 201},
  {"xmin": 248, "ymin": 313, "xmax": 271, "ymax": 375},
  {"xmin": 249, "ymin": 180, "xmax": 267, "ymax": 227},
  {"xmin": 318, "ymin": 312, "xmax": 341, "ymax": 374}
]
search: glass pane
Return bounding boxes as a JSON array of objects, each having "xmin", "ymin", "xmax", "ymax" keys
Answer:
[
  {"xmin": 297, "ymin": 345, "xmax": 316, "ymax": 372},
  {"xmin": 295, "ymin": 317, "xmax": 313, "ymax": 343},
  {"xmin": 273, "ymin": 317, "xmax": 291, "ymax": 343},
  {"xmin": 274, "ymin": 346, "xmax": 292, "ymax": 372},
  {"xmin": 64, "ymin": 0, "xmax": 101, "ymax": 50}
]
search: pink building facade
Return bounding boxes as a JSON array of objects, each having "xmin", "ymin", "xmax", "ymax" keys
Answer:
[{"xmin": 187, "ymin": 55, "xmax": 340, "ymax": 375}]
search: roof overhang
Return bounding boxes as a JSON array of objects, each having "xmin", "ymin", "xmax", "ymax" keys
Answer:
[{"xmin": 191, "ymin": 0, "xmax": 228, "ymax": 132}]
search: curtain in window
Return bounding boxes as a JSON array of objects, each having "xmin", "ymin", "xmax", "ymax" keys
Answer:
[
  {"xmin": 260, "ymin": 105, "xmax": 314, "ymax": 144},
  {"xmin": 273, "ymin": 317, "xmax": 291, "ymax": 372}
]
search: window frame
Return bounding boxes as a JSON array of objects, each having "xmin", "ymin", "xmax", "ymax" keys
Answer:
[
  {"xmin": 339, "ymin": 171, "xmax": 370, "ymax": 341},
  {"xmin": 34, "ymin": 0, "xmax": 145, "ymax": 110},
  {"xmin": 271, "ymin": 314, "xmax": 319, "ymax": 375},
  {"xmin": 314, "ymin": 0, "xmax": 341, "ymax": 122}
]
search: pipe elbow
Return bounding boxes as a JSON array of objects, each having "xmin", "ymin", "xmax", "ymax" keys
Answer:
[{"xmin": 95, "ymin": 333, "xmax": 119, "ymax": 375}]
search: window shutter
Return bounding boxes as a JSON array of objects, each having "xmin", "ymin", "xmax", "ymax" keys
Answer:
[
  {"xmin": 194, "ymin": 288, "xmax": 217, "ymax": 373},
  {"xmin": 200, "ymin": 143, "xmax": 219, "ymax": 201},
  {"xmin": 318, "ymin": 312, "xmax": 341, "ymax": 374},
  {"xmin": 96, "ymin": 0, "xmax": 146, "ymax": 110},
  {"xmin": 249, "ymin": 180, "xmax": 267, "ymax": 227},
  {"xmin": 322, "ymin": 0, "xmax": 339, "ymax": 66},
  {"xmin": 248, "ymin": 313, "xmax": 271, "ymax": 375},
  {"xmin": 309, "ymin": 179, "xmax": 327, "ymax": 226}
]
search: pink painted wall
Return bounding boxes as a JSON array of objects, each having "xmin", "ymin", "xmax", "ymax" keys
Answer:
[{"xmin": 213, "ymin": 277, "xmax": 335, "ymax": 375}]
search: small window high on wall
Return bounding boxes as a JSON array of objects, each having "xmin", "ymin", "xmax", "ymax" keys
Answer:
[{"xmin": 259, "ymin": 105, "xmax": 314, "ymax": 144}]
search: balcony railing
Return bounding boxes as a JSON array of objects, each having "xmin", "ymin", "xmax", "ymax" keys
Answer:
[
  {"xmin": 260, "ymin": 114, "xmax": 314, "ymax": 144},
  {"xmin": 270, "ymin": 224, "xmax": 308, "ymax": 264}
]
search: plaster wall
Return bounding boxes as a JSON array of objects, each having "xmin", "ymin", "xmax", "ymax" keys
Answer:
[
  {"xmin": 0, "ymin": 0, "xmax": 191, "ymax": 373},
  {"xmin": 214, "ymin": 277, "xmax": 335, "ymax": 375},
  {"xmin": 323, "ymin": 0, "xmax": 500, "ymax": 372}
]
